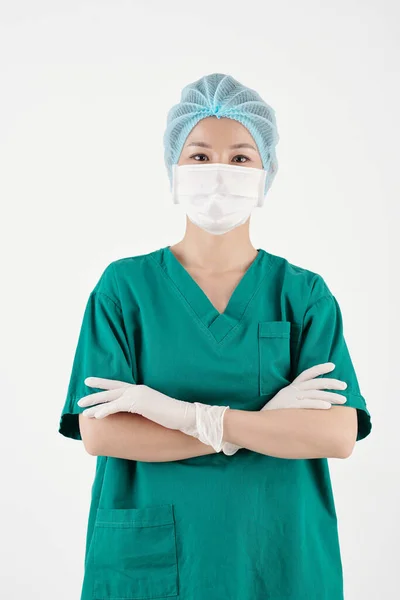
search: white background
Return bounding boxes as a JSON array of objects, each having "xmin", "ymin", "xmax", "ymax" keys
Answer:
[{"xmin": 1, "ymin": 1, "xmax": 398, "ymax": 598}]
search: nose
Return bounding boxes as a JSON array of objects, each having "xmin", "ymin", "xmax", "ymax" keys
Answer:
[{"xmin": 210, "ymin": 169, "xmax": 229, "ymax": 195}]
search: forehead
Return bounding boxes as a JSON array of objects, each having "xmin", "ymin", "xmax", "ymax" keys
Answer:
[{"xmin": 185, "ymin": 116, "xmax": 254, "ymax": 145}]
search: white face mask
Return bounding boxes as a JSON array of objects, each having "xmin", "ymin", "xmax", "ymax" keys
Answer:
[{"xmin": 171, "ymin": 163, "xmax": 267, "ymax": 235}]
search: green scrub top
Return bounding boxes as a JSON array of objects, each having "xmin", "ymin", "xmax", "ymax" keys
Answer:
[{"xmin": 59, "ymin": 246, "xmax": 372, "ymax": 600}]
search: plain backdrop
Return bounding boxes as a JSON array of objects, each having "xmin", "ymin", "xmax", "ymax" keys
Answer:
[{"xmin": 1, "ymin": 1, "xmax": 398, "ymax": 598}]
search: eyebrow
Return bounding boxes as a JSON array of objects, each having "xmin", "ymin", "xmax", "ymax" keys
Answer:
[{"xmin": 185, "ymin": 141, "xmax": 258, "ymax": 151}]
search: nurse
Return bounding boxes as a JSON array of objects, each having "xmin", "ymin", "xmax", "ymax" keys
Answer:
[{"xmin": 59, "ymin": 73, "xmax": 372, "ymax": 600}]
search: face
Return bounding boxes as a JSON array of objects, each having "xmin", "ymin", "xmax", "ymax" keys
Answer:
[{"xmin": 178, "ymin": 116, "xmax": 263, "ymax": 169}]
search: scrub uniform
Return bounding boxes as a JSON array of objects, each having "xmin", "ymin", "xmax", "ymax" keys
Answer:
[{"xmin": 59, "ymin": 246, "xmax": 371, "ymax": 600}]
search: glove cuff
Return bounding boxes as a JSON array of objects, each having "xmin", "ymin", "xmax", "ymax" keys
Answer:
[
  {"xmin": 222, "ymin": 441, "xmax": 241, "ymax": 456},
  {"xmin": 194, "ymin": 402, "xmax": 230, "ymax": 453}
]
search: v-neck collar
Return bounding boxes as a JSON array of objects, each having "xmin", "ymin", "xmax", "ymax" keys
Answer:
[{"xmin": 155, "ymin": 245, "xmax": 271, "ymax": 344}]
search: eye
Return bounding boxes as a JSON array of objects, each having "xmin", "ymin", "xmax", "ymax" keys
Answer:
[
  {"xmin": 188, "ymin": 153, "xmax": 250, "ymax": 163},
  {"xmin": 189, "ymin": 153, "xmax": 209, "ymax": 162},
  {"xmin": 232, "ymin": 155, "xmax": 250, "ymax": 163}
]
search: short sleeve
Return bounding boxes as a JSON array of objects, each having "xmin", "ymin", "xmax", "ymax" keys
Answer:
[
  {"xmin": 58, "ymin": 263, "xmax": 135, "ymax": 441},
  {"xmin": 293, "ymin": 280, "xmax": 372, "ymax": 442}
]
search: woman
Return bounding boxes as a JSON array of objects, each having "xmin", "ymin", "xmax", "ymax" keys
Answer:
[{"xmin": 59, "ymin": 73, "xmax": 372, "ymax": 600}]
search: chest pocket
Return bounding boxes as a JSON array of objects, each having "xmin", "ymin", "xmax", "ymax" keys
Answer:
[
  {"xmin": 258, "ymin": 321, "xmax": 294, "ymax": 396},
  {"xmin": 92, "ymin": 504, "xmax": 178, "ymax": 599}
]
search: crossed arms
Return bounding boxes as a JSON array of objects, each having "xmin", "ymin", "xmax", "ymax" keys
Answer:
[{"xmin": 79, "ymin": 403, "xmax": 357, "ymax": 461}]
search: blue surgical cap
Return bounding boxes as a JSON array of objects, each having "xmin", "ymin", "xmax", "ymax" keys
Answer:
[{"xmin": 163, "ymin": 72, "xmax": 279, "ymax": 196}]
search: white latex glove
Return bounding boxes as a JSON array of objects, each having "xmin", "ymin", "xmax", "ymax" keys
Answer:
[
  {"xmin": 78, "ymin": 377, "xmax": 230, "ymax": 453},
  {"xmin": 222, "ymin": 362, "xmax": 348, "ymax": 456}
]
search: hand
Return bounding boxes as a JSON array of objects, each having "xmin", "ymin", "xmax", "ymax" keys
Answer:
[
  {"xmin": 222, "ymin": 362, "xmax": 347, "ymax": 456},
  {"xmin": 77, "ymin": 377, "xmax": 229, "ymax": 453}
]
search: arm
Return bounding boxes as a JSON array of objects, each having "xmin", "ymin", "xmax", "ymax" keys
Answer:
[
  {"xmin": 79, "ymin": 412, "xmax": 216, "ymax": 461},
  {"xmin": 222, "ymin": 405, "xmax": 358, "ymax": 459},
  {"xmin": 239, "ymin": 279, "xmax": 371, "ymax": 456},
  {"xmin": 81, "ymin": 403, "xmax": 357, "ymax": 461},
  {"xmin": 78, "ymin": 363, "xmax": 357, "ymax": 460},
  {"xmin": 80, "ymin": 396, "xmax": 357, "ymax": 462}
]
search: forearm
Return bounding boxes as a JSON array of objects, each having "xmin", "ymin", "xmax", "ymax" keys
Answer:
[
  {"xmin": 222, "ymin": 406, "xmax": 357, "ymax": 459},
  {"xmin": 79, "ymin": 412, "xmax": 216, "ymax": 461}
]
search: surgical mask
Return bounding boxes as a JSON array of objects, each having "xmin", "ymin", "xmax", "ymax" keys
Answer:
[{"xmin": 171, "ymin": 163, "xmax": 267, "ymax": 235}]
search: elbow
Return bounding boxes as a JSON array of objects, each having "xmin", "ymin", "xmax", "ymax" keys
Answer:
[
  {"xmin": 334, "ymin": 430, "xmax": 357, "ymax": 459},
  {"xmin": 79, "ymin": 414, "xmax": 101, "ymax": 456},
  {"xmin": 84, "ymin": 440, "xmax": 100, "ymax": 456},
  {"xmin": 331, "ymin": 406, "xmax": 358, "ymax": 459},
  {"xmin": 335, "ymin": 438, "xmax": 355, "ymax": 459},
  {"xmin": 82, "ymin": 435, "xmax": 99, "ymax": 456}
]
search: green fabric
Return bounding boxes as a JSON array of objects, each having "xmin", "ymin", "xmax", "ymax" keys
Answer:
[{"xmin": 59, "ymin": 246, "xmax": 372, "ymax": 600}]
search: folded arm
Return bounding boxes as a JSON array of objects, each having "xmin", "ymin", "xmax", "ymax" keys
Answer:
[
  {"xmin": 80, "ymin": 404, "xmax": 357, "ymax": 461},
  {"xmin": 222, "ymin": 405, "xmax": 357, "ymax": 459},
  {"xmin": 79, "ymin": 412, "xmax": 215, "ymax": 461}
]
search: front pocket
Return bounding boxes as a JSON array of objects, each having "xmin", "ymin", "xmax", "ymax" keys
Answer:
[
  {"xmin": 92, "ymin": 504, "xmax": 178, "ymax": 600},
  {"xmin": 258, "ymin": 321, "xmax": 292, "ymax": 396}
]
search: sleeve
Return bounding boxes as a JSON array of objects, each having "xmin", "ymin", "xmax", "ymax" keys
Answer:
[
  {"xmin": 58, "ymin": 263, "xmax": 135, "ymax": 441},
  {"xmin": 293, "ymin": 279, "xmax": 372, "ymax": 442}
]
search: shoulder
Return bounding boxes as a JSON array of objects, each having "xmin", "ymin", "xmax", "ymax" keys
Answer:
[
  {"xmin": 93, "ymin": 248, "xmax": 160, "ymax": 303},
  {"xmin": 263, "ymin": 248, "xmax": 334, "ymax": 308}
]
